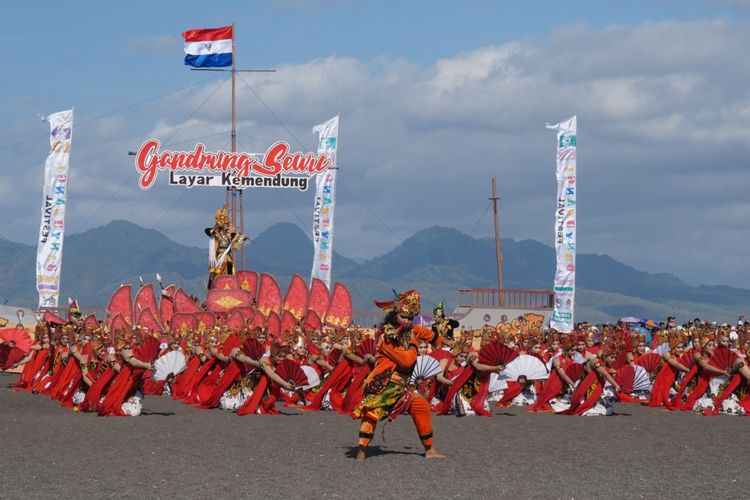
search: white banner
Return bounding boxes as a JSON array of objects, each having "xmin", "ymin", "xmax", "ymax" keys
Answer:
[
  {"xmin": 547, "ymin": 116, "xmax": 576, "ymax": 332},
  {"xmin": 311, "ymin": 115, "xmax": 339, "ymax": 289},
  {"xmin": 36, "ymin": 109, "xmax": 74, "ymax": 308}
]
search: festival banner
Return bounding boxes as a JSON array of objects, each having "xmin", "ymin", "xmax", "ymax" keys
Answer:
[
  {"xmin": 36, "ymin": 109, "xmax": 74, "ymax": 308},
  {"xmin": 546, "ymin": 116, "xmax": 576, "ymax": 333},
  {"xmin": 310, "ymin": 115, "xmax": 339, "ymax": 289},
  {"xmin": 133, "ymin": 140, "xmax": 331, "ymax": 191}
]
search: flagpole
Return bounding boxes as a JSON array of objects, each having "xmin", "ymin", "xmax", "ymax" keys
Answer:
[
  {"xmin": 229, "ymin": 24, "xmax": 248, "ymax": 269},
  {"xmin": 230, "ymin": 23, "xmax": 236, "ymax": 230},
  {"xmin": 187, "ymin": 24, "xmax": 276, "ymax": 270}
]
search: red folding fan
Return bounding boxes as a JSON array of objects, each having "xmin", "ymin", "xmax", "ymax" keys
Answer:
[
  {"xmin": 327, "ymin": 347, "xmax": 343, "ymax": 366},
  {"xmin": 274, "ymin": 359, "xmax": 309, "ymax": 387},
  {"xmin": 356, "ymin": 338, "xmax": 376, "ymax": 358},
  {"xmin": 615, "ymin": 365, "xmax": 636, "ymax": 394},
  {"xmin": 565, "ymin": 362, "xmax": 585, "ymax": 382},
  {"xmin": 0, "ymin": 327, "xmax": 33, "ymax": 353},
  {"xmin": 635, "ymin": 353, "xmax": 662, "ymax": 374},
  {"xmin": 429, "ymin": 349, "xmax": 453, "ymax": 365},
  {"xmin": 0, "ymin": 344, "xmax": 25, "ymax": 370},
  {"xmin": 137, "ymin": 336, "xmax": 161, "ymax": 364},
  {"xmin": 242, "ymin": 338, "xmax": 266, "ymax": 361},
  {"xmin": 478, "ymin": 341, "xmax": 519, "ymax": 366},
  {"xmin": 222, "ymin": 334, "xmax": 242, "ymax": 357},
  {"xmin": 612, "ymin": 351, "xmax": 630, "ymax": 370},
  {"xmin": 708, "ymin": 346, "xmax": 739, "ymax": 372}
]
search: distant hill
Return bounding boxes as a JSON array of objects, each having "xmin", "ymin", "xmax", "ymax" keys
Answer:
[{"xmin": 1, "ymin": 221, "xmax": 748, "ymax": 322}]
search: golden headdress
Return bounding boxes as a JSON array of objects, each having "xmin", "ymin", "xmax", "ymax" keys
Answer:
[
  {"xmin": 292, "ymin": 334, "xmax": 307, "ymax": 351},
  {"xmin": 668, "ymin": 331, "xmax": 686, "ymax": 350},
  {"xmin": 433, "ymin": 302, "xmax": 445, "ymax": 318},
  {"xmin": 374, "ymin": 289, "xmax": 421, "ymax": 319},
  {"xmin": 91, "ymin": 327, "xmax": 112, "ymax": 352},
  {"xmin": 699, "ymin": 332, "xmax": 716, "ymax": 349},
  {"xmin": 114, "ymin": 328, "xmax": 132, "ymax": 351},
  {"xmin": 215, "ymin": 205, "xmax": 230, "ymax": 228},
  {"xmin": 451, "ymin": 334, "xmax": 473, "ymax": 356},
  {"xmin": 270, "ymin": 338, "xmax": 290, "ymax": 359},
  {"xmin": 35, "ymin": 320, "xmax": 50, "ymax": 336}
]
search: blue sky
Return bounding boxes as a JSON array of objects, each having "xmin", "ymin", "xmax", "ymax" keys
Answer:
[
  {"xmin": 2, "ymin": 0, "xmax": 736, "ymax": 121},
  {"xmin": 2, "ymin": 0, "xmax": 749, "ymax": 288}
]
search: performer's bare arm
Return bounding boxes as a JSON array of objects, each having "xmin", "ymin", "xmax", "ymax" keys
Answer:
[
  {"xmin": 698, "ymin": 357, "xmax": 730, "ymax": 377},
  {"xmin": 210, "ymin": 347, "xmax": 229, "ymax": 363},
  {"xmin": 260, "ymin": 360, "xmax": 292, "ymax": 390},
  {"xmin": 121, "ymin": 348, "xmax": 152, "ymax": 370},
  {"xmin": 552, "ymin": 357, "xmax": 575, "ymax": 386},
  {"xmin": 231, "ymin": 348, "xmax": 260, "ymax": 367},
  {"xmin": 663, "ymin": 353, "xmax": 690, "ymax": 373}
]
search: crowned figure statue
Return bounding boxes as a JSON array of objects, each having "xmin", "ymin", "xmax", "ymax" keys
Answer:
[{"xmin": 205, "ymin": 206, "xmax": 246, "ymax": 289}]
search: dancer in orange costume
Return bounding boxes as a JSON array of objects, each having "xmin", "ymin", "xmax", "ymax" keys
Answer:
[{"xmin": 352, "ymin": 289, "xmax": 445, "ymax": 461}]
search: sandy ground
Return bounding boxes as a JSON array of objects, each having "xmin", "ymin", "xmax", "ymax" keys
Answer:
[{"xmin": 1, "ymin": 372, "xmax": 748, "ymax": 499}]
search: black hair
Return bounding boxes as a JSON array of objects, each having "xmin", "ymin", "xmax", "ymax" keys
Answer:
[{"xmin": 382, "ymin": 310, "xmax": 401, "ymax": 328}]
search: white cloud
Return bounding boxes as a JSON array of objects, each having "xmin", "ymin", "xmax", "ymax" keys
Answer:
[{"xmin": 3, "ymin": 18, "xmax": 750, "ymax": 288}]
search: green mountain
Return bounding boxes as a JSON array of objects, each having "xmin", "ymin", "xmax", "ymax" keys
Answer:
[{"xmin": 1, "ymin": 221, "xmax": 748, "ymax": 323}]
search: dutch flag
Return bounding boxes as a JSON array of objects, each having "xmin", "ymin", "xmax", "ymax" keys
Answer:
[{"xmin": 182, "ymin": 25, "xmax": 233, "ymax": 68}]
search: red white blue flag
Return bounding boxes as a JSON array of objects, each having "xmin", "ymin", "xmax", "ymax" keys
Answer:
[{"xmin": 182, "ymin": 26, "xmax": 233, "ymax": 68}]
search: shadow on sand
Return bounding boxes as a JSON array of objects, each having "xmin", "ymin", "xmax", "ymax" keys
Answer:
[{"xmin": 343, "ymin": 445, "xmax": 423, "ymax": 460}]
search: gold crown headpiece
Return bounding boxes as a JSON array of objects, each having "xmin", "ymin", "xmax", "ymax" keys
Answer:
[
  {"xmin": 374, "ymin": 289, "xmax": 421, "ymax": 319},
  {"xmin": 215, "ymin": 206, "xmax": 231, "ymax": 227}
]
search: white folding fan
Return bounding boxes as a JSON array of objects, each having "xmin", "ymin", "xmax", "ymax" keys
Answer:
[
  {"xmin": 409, "ymin": 355, "xmax": 443, "ymax": 385},
  {"xmin": 631, "ymin": 364, "xmax": 652, "ymax": 392},
  {"xmin": 300, "ymin": 365, "xmax": 321, "ymax": 390},
  {"xmin": 500, "ymin": 354, "xmax": 549, "ymax": 381},
  {"xmin": 153, "ymin": 351, "xmax": 187, "ymax": 381}
]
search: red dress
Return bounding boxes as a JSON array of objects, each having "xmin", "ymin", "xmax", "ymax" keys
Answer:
[
  {"xmin": 14, "ymin": 346, "xmax": 46, "ymax": 390},
  {"xmin": 528, "ymin": 357, "xmax": 581, "ymax": 412},
  {"xmin": 80, "ymin": 364, "xmax": 116, "ymax": 412},
  {"xmin": 98, "ymin": 349, "xmax": 150, "ymax": 417},
  {"xmin": 647, "ymin": 352, "xmax": 690, "ymax": 408}
]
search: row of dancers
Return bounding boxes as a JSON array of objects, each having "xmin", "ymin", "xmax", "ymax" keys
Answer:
[{"xmin": 3, "ymin": 317, "xmax": 750, "ymax": 418}]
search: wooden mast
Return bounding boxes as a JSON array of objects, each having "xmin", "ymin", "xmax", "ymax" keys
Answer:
[
  {"xmin": 490, "ymin": 178, "xmax": 504, "ymax": 304},
  {"xmin": 229, "ymin": 23, "xmax": 244, "ymax": 268}
]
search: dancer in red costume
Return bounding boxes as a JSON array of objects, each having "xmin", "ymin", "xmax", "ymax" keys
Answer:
[
  {"xmin": 302, "ymin": 333, "xmax": 370, "ymax": 412},
  {"xmin": 557, "ymin": 350, "xmax": 621, "ymax": 416},
  {"xmin": 217, "ymin": 329, "xmax": 271, "ymax": 411},
  {"xmin": 33, "ymin": 325, "xmax": 74, "ymax": 394},
  {"xmin": 50, "ymin": 327, "xmax": 93, "ymax": 407},
  {"xmin": 694, "ymin": 333, "xmax": 750, "ymax": 415},
  {"xmin": 171, "ymin": 329, "xmax": 208, "ymax": 400},
  {"xmin": 647, "ymin": 333, "xmax": 690, "ymax": 408},
  {"xmin": 13, "ymin": 323, "xmax": 52, "ymax": 390},
  {"xmin": 671, "ymin": 334, "xmax": 729, "ymax": 411},
  {"xmin": 235, "ymin": 340, "xmax": 294, "ymax": 415},
  {"xmin": 449, "ymin": 341, "xmax": 506, "ymax": 417},
  {"xmin": 98, "ymin": 329, "xmax": 155, "ymax": 416},
  {"xmin": 182, "ymin": 330, "xmax": 221, "ymax": 404},
  {"xmin": 79, "ymin": 332, "xmax": 119, "ymax": 412},
  {"xmin": 72, "ymin": 332, "xmax": 112, "ymax": 409},
  {"xmin": 528, "ymin": 340, "xmax": 585, "ymax": 413}
]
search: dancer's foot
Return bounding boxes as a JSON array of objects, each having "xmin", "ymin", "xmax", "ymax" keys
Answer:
[
  {"xmin": 355, "ymin": 446, "xmax": 367, "ymax": 461},
  {"xmin": 424, "ymin": 447, "xmax": 445, "ymax": 459}
]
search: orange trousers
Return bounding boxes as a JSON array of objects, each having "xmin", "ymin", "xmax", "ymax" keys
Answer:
[{"xmin": 358, "ymin": 394, "xmax": 433, "ymax": 448}]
